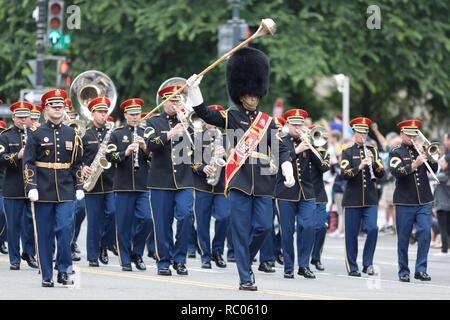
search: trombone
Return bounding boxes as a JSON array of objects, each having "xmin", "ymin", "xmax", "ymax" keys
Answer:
[
  {"xmin": 296, "ymin": 126, "xmax": 328, "ymax": 164},
  {"xmin": 410, "ymin": 130, "xmax": 443, "ymax": 184}
]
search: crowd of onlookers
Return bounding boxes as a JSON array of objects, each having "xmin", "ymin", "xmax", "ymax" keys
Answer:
[{"xmin": 310, "ymin": 113, "xmax": 450, "ymax": 255}]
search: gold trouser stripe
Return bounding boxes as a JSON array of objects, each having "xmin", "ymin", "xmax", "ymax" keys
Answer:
[
  {"xmin": 148, "ymin": 190, "xmax": 160, "ymax": 262},
  {"xmin": 30, "ymin": 202, "xmax": 43, "ymax": 278},
  {"xmin": 192, "ymin": 190, "xmax": 205, "ymax": 257},
  {"xmin": 343, "ymin": 208, "xmax": 351, "ymax": 273},
  {"xmin": 36, "ymin": 161, "xmax": 70, "ymax": 169}
]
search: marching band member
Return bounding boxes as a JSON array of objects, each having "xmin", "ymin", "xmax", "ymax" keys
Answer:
[
  {"xmin": 0, "ymin": 102, "xmax": 38, "ymax": 270},
  {"xmin": 0, "ymin": 121, "xmax": 7, "ymax": 255},
  {"xmin": 30, "ymin": 104, "xmax": 43, "ymax": 128},
  {"xmin": 23, "ymin": 89, "xmax": 85, "ymax": 287},
  {"xmin": 82, "ymin": 97, "xmax": 116, "ymax": 267},
  {"xmin": 191, "ymin": 104, "xmax": 229, "ymax": 269},
  {"xmin": 309, "ymin": 125, "xmax": 331, "ymax": 271},
  {"xmin": 258, "ymin": 116, "xmax": 285, "ymax": 273},
  {"xmin": 145, "ymin": 83, "xmax": 195, "ymax": 276},
  {"xmin": 340, "ymin": 117, "xmax": 384, "ymax": 277},
  {"xmin": 389, "ymin": 120, "xmax": 438, "ymax": 282},
  {"xmin": 105, "ymin": 98, "xmax": 152, "ymax": 272},
  {"xmin": 274, "ymin": 109, "xmax": 320, "ymax": 279},
  {"xmin": 189, "ymin": 47, "xmax": 294, "ymax": 291}
]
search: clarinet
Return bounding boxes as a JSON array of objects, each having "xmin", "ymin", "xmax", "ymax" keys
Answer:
[
  {"xmin": 362, "ymin": 138, "xmax": 376, "ymax": 182},
  {"xmin": 133, "ymin": 122, "xmax": 140, "ymax": 170},
  {"xmin": 23, "ymin": 124, "xmax": 28, "ymax": 146}
]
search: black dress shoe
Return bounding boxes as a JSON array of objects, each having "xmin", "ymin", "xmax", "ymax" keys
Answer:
[
  {"xmin": 227, "ymin": 256, "xmax": 236, "ymax": 263},
  {"xmin": 276, "ymin": 251, "xmax": 284, "ymax": 265},
  {"xmin": 173, "ymin": 262, "xmax": 188, "ymax": 275},
  {"xmin": 284, "ymin": 271, "xmax": 294, "ymax": 279},
  {"xmin": 249, "ymin": 268, "xmax": 255, "ymax": 283},
  {"xmin": 99, "ymin": 247, "xmax": 109, "ymax": 265},
  {"xmin": 147, "ymin": 251, "xmax": 156, "ymax": 260},
  {"xmin": 72, "ymin": 243, "xmax": 81, "ymax": 254},
  {"xmin": 89, "ymin": 260, "xmax": 99, "ymax": 267},
  {"xmin": 57, "ymin": 272, "xmax": 74, "ymax": 285},
  {"xmin": 158, "ymin": 267, "xmax": 172, "ymax": 276},
  {"xmin": 348, "ymin": 270, "xmax": 361, "ymax": 277},
  {"xmin": 362, "ymin": 265, "xmax": 377, "ymax": 276},
  {"xmin": 297, "ymin": 267, "xmax": 316, "ymax": 279},
  {"xmin": 239, "ymin": 281, "xmax": 257, "ymax": 291},
  {"xmin": 201, "ymin": 261, "xmax": 212, "ymax": 269},
  {"xmin": 311, "ymin": 260, "xmax": 324, "ymax": 271},
  {"xmin": 122, "ymin": 264, "xmax": 132, "ymax": 272},
  {"xmin": 0, "ymin": 241, "xmax": 8, "ymax": 254},
  {"xmin": 258, "ymin": 261, "xmax": 275, "ymax": 273},
  {"xmin": 10, "ymin": 263, "xmax": 20, "ymax": 270},
  {"xmin": 21, "ymin": 253, "xmax": 39, "ymax": 269},
  {"xmin": 71, "ymin": 251, "xmax": 81, "ymax": 262},
  {"xmin": 211, "ymin": 253, "xmax": 227, "ymax": 268},
  {"xmin": 131, "ymin": 254, "xmax": 146, "ymax": 271},
  {"xmin": 187, "ymin": 252, "xmax": 196, "ymax": 258},
  {"xmin": 414, "ymin": 272, "xmax": 431, "ymax": 281},
  {"xmin": 399, "ymin": 274, "xmax": 410, "ymax": 282},
  {"xmin": 108, "ymin": 245, "xmax": 118, "ymax": 256},
  {"xmin": 42, "ymin": 279, "xmax": 54, "ymax": 287}
]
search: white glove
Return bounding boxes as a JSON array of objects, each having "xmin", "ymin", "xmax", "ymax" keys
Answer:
[
  {"xmin": 76, "ymin": 190, "xmax": 85, "ymax": 201},
  {"xmin": 186, "ymin": 74, "xmax": 204, "ymax": 107},
  {"xmin": 28, "ymin": 189, "xmax": 39, "ymax": 202},
  {"xmin": 281, "ymin": 161, "xmax": 295, "ymax": 188}
]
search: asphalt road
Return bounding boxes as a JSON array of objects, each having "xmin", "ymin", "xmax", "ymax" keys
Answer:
[{"xmin": 1, "ymin": 222, "xmax": 449, "ymax": 304}]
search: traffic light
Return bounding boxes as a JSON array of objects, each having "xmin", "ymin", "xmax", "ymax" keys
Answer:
[
  {"xmin": 57, "ymin": 59, "xmax": 71, "ymax": 88},
  {"xmin": 47, "ymin": 1, "xmax": 64, "ymax": 46}
]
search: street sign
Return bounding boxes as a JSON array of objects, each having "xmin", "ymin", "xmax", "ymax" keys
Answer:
[
  {"xmin": 50, "ymin": 34, "xmax": 71, "ymax": 51},
  {"xmin": 26, "ymin": 59, "xmax": 38, "ymax": 87},
  {"xmin": 20, "ymin": 88, "xmax": 49, "ymax": 105}
]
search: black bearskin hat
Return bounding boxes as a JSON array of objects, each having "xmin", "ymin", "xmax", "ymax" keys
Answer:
[{"xmin": 226, "ymin": 46, "xmax": 270, "ymax": 106}]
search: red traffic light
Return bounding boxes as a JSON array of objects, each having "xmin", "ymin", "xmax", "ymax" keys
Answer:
[
  {"xmin": 60, "ymin": 61, "xmax": 69, "ymax": 74},
  {"xmin": 50, "ymin": 3, "xmax": 62, "ymax": 14}
]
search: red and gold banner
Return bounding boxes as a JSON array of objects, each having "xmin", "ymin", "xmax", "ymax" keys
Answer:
[{"xmin": 225, "ymin": 112, "xmax": 272, "ymax": 194}]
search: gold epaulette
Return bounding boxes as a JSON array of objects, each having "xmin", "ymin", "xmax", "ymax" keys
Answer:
[
  {"xmin": 113, "ymin": 126, "xmax": 123, "ymax": 131},
  {"xmin": 30, "ymin": 127, "xmax": 37, "ymax": 132},
  {"xmin": 391, "ymin": 144, "xmax": 401, "ymax": 151},
  {"xmin": 0, "ymin": 128, "xmax": 11, "ymax": 134}
]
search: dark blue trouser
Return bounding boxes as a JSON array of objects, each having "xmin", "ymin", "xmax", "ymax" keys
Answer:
[
  {"xmin": 33, "ymin": 202, "xmax": 73, "ymax": 281},
  {"xmin": 344, "ymin": 206, "xmax": 378, "ymax": 273},
  {"xmin": 229, "ymin": 189, "xmax": 272, "ymax": 284},
  {"xmin": 259, "ymin": 200, "xmax": 278, "ymax": 263},
  {"xmin": 226, "ymin": 225, "xmax": 234, "ymax": 259},
  {"xmin": 311, "ymin": 202, "xmax": 328, "ymax": 262},
  {"xmin": 396, "ymin": 204, "xmax": 432, "ymax": 276},
  {"xmin": 276, "ymin": 196, "xmax": 316, "ymax": 272},
  {"xmin": 85, "ymin": 193, "xmax": 116, "ymax": 261},
  {"xmin": 3, "ymin": 199, "xmax": 35, "ymax": 265},
  {"xmin": 71, "ymin": 198, "xmax": 86, "ymax": 252},
  {"xmin": 0, "ymin": 192, "xmax": 7, "ymax": 243},
  {"xmin": 115, "ymin": 192, "xmax": 152, "ymax": 266},
  {"xmin": 150, "ymin": 188, "xmax": 193, "ymax": 269},
  {"xmin": 193, "ymin": 190, "xmax": 230, "ymax": 263}
]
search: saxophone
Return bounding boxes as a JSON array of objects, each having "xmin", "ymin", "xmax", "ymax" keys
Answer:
[
  {"xmin": 206, "ymin": 129, "xmax": 226, "ymax": 186},
  {"xmin": 83, "ymin": 123, "xmax": 114, "ymax": 192}
]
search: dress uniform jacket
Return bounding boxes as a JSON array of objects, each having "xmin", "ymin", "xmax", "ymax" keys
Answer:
[
  {"xmin": 340, "ymin": 143, "xmax": 385, "ymax": 207},
  {"xmin": 105, "ymin": 124, "xmax": 149, "ymax": 192},
  {"xmin": 82, "ymin": 125, "xmax": 114, "ymax": 193},
  {"xmin": 145, "ymin": 112, "xmax": 194, "ymax": 190},
  {"xmin": 310, "ymin": 149, "xmax": 331, "ymax": 204},
  {"xmin": 22, "ymin": 120, "xmax": 84, "ymax": 202},
  {"xmin": 0, "ymin": 126, "xmax": 28, "ymax": 198},
  {"xmin": 192, "ymin": 103, "xmax": 290, "ymax": 196},
  {"xmin": 191, "ymin": 128, "xmax": 228, "ymax": 194},
  {"xmin": 389, "ymin": 143, "xmax": 438, "ymax": 205},
  {"xmin": 273, "ymin": 134, "xmax": 322, "ymax": 201}
]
